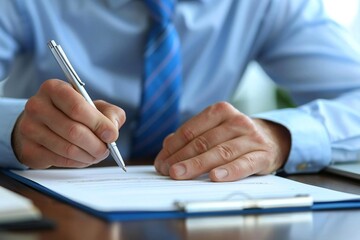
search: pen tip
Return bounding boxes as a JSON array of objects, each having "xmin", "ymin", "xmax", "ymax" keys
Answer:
[{"xmin": 122, "ymin": 166, "xmax": 127, "ymax": 172}]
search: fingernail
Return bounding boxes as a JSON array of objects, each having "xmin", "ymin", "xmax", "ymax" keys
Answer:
[
  {"xmin": 101, "ymin": 130, "xmax": 112, "ymax": 142},
  {"xmin": 173, "ymin": 164, "xmax": 186, "ymax": 177},
  {"xmin": 215, "ymin": 168, "xmax": 228, "ymax": 179}
]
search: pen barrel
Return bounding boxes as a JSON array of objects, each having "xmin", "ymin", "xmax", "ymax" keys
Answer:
[
  {"xmin": 75, "ymin": 86, "xmax": 96, "ymax": 108},
  {"xmin": 48, "ymin": 40, "xmax": 126, "ymax": 172},
  {"xmin": 48, "ymin": 42, "xmax": 96, "ymax": 107}
]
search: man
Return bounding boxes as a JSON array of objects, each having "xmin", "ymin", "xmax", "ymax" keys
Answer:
[{"xmin": 1, "ymin": 0, "xmax": 360, "ymax": 182}]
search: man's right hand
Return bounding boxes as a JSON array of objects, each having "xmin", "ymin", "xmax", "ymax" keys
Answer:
[{"xmin": 12, "ymin": 79, "xmax": 126, "ymax": 169}]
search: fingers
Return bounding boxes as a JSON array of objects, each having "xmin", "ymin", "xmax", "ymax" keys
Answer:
[
  {"xmin": 154, "ymin": 102, "xmax": 289, "ymax": 182},
  {"xmin": 25, "ymin": 96, "xmax": 110, "ymax": 160},
  {"xmin": 167, "ymin": 136, "xmax": 268, "ymax": 181},
  {"xmin": 19, "ymin": 116, "xmax": 109, "ymax": 164},
  {"xmin": 155, "ymin": 113, "xmax": 255, "ymax": 175},
  {"xmin": 155, "ymin": 102, "xmax": 256, "ymax": 173},
  {"xmin": 209, "ymin": 152, "xmax": 269, "ymax": 182},
  {"xmin": 155, "ymin": 102, "xmax": 239, "ymax": 171},
  {"xmin": 19, "ymin": 140, "xmax": 92, "ymax": 169},
  {"xmin": 156, "ymin": 102, "xmax": 237, "ymax": 159},
  {"xmin": 40, "ymin": 80, "xmax": 119, "ymax": 143},
  {"xmin": 13, "ymin": 79, "xmax": 126, "ymax": 169}
]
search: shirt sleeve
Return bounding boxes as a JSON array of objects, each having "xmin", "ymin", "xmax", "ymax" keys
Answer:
[
  {"xmin": 0, "ymin": 98, "xmax": 28, "ymax": 169},
  {"xmin": 255, "ymin": 0, "xmax": 360, "ymax": 173},
  {"xmin": 0, "ymin": 1, "xmax": 29, "ymax": 169}
]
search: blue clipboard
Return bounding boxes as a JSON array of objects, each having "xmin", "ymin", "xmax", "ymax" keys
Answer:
[{"xmin": 3, "ymin": 169, "xmax": 360, "ymax": 222}]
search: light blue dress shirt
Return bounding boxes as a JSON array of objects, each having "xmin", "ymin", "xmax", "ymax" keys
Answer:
[{"xmin": 1, "ymin": 0, "xmax": 360, "ymax": 173}]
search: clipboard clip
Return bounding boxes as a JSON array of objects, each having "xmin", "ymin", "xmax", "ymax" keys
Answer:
[{"xmin": 175, "ymin": 194, "xmax": 313, "ymax": 213}]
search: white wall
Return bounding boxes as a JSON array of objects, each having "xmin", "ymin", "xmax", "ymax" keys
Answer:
[{"xmin": 231, "ymin": 63, "xmax": 277, "ymax": 115}]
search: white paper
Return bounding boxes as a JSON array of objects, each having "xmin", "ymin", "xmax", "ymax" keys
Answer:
[
  {"xmin": 11, "ymin": 166, "xmax": 360, "ymax": 212},
  {"xmin": 0, "ymin": 186, "xmax": 41, "ymax": 223}
]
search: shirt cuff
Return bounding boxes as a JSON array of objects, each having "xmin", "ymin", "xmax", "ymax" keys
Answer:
[
  {"xmin": 253, "ymin": 108, "xmax": 331, "ymax": 174},
  {"xmin": 0, "ymin": 98, "xmax": 28, "ymax": 169}
]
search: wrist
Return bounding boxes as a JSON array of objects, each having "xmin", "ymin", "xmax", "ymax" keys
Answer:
[{"xmin": 254, "ymin": 118, "xmax": 291, "ymax": 170}]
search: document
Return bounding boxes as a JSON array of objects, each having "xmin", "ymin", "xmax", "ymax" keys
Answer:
[{"xmin": 9, "ymin": 166, "xmax": 360, "ymax": 214}]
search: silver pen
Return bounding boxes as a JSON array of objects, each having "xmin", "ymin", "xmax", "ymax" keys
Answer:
[{"xmin": 48, "ymin": 40, "xmax": 127, "ymax": 172}]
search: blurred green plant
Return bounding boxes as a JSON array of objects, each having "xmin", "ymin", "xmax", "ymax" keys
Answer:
[{"xmin": 276, "ymin": 87, "xmax": 296, "ymax": 109}]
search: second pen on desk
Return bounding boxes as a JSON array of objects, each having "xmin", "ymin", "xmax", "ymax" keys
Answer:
[{"xmin": 47, "ymin": 40, "xmax": 127, "ymax": 172}]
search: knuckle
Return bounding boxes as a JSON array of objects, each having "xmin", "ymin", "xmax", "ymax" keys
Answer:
[
  {"xmin": 170, "ymin": 153, "xmax": 185, "ymax": 165},
  {"xmin": 69, "ymin": 101, "xmax": 86, "ymax": 120},
  {"xmin": 180, "ymin": 126, "xmax": 196, "ymax": 142},
  {"xmin": 193, "ymin": 136, "xmax": 209, "ymax": 154},
  {"xmin": 39, "ymin": 79, "xmax": 56, "ymax": 92},
  {"xmin": 24, "ymin": 97, "xmax": 42, "ymax": 117},
  {"xmin": 94, "ymin": 120, "xmax": 106, "ymax": 136},
  {"xmin": 64, "ymin": 143, "xmax": 80, "ymax": 159},
  {"xmin": 190, "ymin": 157, "xmax": 205, "ymax": 171},
  {"xmin": 253, "ymin": 132, "xmax": 266, "ymax": 145},
  {"xmin": 67, "ymin": 123, "xmax": 83, "ymax": 142},
  {"xmin": 215, "ymin": 144, "xmax": 235, "ymax": 163},
  {"xmin": 242, "ymin": 155, "xmax": 257, "ymax": 174},
  {"xmin": 227, "ymin": 163, "xmax": 244, "ymax": 177},
  {"xmin": 214, "ymin": 101, "xmax": 233, "ymax": 112},
  {"xmin": 230, "ymin": 114, "xmax": 254, "ymax": 130},
  {"xmin": 40, "ymin": 79, "xmax": 64, "ymax": 96},
  {"xmin": 248, "ymin": 125, "xmax": 267, "ymax": 146},
  {"xmin": 207, "ymin": 102, "xmax": 234, "ymax": 116}
]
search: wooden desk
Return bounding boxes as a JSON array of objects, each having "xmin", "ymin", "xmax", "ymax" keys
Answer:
[{"xmin": 1, "ymin": 169, "xmax": 360, "ymax": 240}]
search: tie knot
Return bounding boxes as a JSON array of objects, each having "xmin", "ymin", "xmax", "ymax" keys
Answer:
[{"xmin": 144, "ymin": 0, "xmax": 175, "ymax": 24}]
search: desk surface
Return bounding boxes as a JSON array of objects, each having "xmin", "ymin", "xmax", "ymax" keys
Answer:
[{"xmin": 1, "ymin": 166, "xmax": 360, "ymax": 240}]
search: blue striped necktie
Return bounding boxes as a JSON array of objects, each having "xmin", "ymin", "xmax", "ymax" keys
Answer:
[{"xmin": 132, "ymin": 0, "xmax": 182, "ymax": 158}]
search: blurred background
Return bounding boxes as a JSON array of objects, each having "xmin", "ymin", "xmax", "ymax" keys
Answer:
[{"xmin": 232, "ymin": 0, "xmax": 360, "ymax": 114}]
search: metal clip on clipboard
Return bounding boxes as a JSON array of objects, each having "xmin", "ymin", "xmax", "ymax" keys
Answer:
[{"xmin": 175, "ymin": 194, "xmax": 313, "ymax": 213}]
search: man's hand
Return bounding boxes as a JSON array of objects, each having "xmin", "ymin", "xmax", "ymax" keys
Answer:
[
  {"xmin": 154, "ymin": 102, "xmax": 291, "ymax": 182},
  {"xmin": 12, "ymin": 79, "xmax": 126, "ymax": 169}
]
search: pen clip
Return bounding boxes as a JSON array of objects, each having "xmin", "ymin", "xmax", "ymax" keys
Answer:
[
  {"xmin": 48, "ymin": 40, "xmax": 86, "ymax": 87},
  {"xmin": 175, "ymin": 194, "xmax": 313, "ymax": 213}
]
